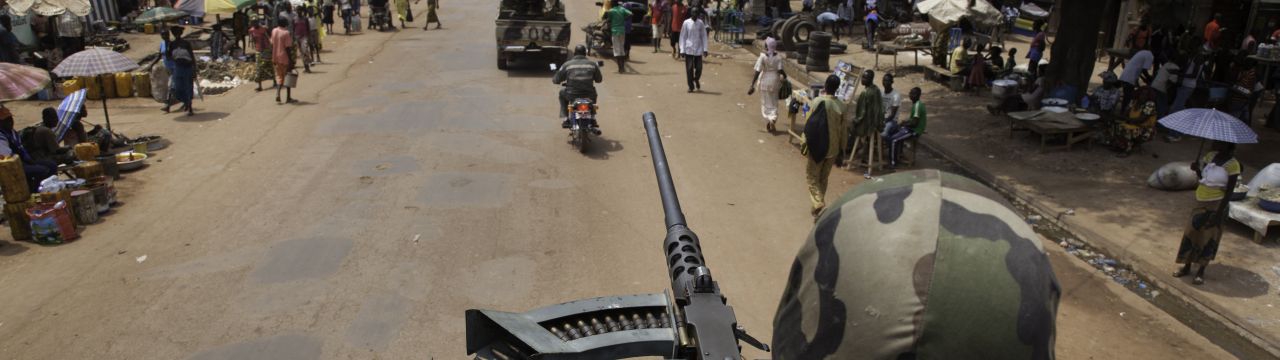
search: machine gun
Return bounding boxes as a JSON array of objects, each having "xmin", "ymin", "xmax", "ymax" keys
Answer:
[{"xmin": 465, "ymin": 113, "xmax": 770, "ymax": 359}]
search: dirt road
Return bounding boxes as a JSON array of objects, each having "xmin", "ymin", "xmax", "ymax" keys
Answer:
[{"xmin": 0, "ymin": 1, "xmax": 1236, "ymax": 358}]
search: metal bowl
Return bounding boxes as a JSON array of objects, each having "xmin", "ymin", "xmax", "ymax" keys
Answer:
[
  {"xmin": 1042, "ymin": 98, "xmax": 1069, "ymax": 106},
  {"xmin": 115, "ymin": 152, "xmax": 148, "ymax": 172},
  {"xmin": 1042, "ymin": 106, "xmax": 1069, "ymax": 114}
]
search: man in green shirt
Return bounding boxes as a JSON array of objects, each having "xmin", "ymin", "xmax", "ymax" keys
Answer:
[
  {"xmin": 806, "ymin": 75, "xmax": 846, "ymax": 218},
  {"xmin": 888, "ymin": 87, "xmax": 925, "ymax": 169},
  {"xmin": 852, "ymin": 70, "xmax": 883, "ymax": 176},
  {"xmin": 604, "ymin": 3, "xmax": 632, "ymax": 72}
]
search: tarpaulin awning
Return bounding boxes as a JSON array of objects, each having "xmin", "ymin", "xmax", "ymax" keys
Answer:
[
  {"xmin": 205, "ymin": 0, "xmax": 253, "ymax": 15},
  {"xmin": 6, "ymin": 0, "xmax": 91, "ymax": 17},
  {"xmin": 915, "ymin": 0, "xmax": 1001, "ymax": 31},
  {"xmin": 174, "ymin": 0, "xmax": 205, "ymax": 18}
]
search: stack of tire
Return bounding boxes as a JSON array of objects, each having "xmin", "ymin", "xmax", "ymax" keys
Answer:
[
  {"xmin": 807, "ymin": 31, "xmax": 832, "ymax": 72},
  {"xmin": 775, "ymin": 15, "xmax": 816, "ymax": 53}
]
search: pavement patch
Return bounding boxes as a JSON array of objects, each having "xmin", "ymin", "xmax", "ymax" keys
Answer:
[
  {"xmin": 418, "ymin": 172, "xmax": 512, "ymax": 208},
  {"xmin": 250, "ymin": 237, "xmax": 354, "ymax": 284},
  {"xmin": 354, "ymin": 155, "xmax": 422, "ymax": 176},
  {"xmin": 188, "ymin": 333, "xmax": 322, "ymax": 360},
  {"xmin": 344, "ymin": 294, "xmax": 410, "ymax": 352}
]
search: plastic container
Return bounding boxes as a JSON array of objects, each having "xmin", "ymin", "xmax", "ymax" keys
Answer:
[
  {"xmin": 114, "ymin": 72, "xmax": 133, "ymax": 97},
  {"xmin": 82, "ymin": 76, "xmax": 101, "ymax": 99},
  {"xmin": 100, "ymin": 74, "xmax": 117, "ymax": 98},
  {"xmin": 133, "ymin": 72, "xmax": 151, "ymax": 98}
]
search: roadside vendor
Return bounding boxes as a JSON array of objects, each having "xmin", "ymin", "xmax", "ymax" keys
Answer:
[
  {"xmin": 1089, "ymin": 71, "xmax": 1122, "ymax": 116},
  {"xmin": 1108, "ymin": 100, "xmax": 1157, "ymax": 157},
  {"xmin": 25, "ymin": 107, "xmax": 74, "ymax": 165},
  {"xmin": 0, "ymin": 107, "xmax": 55, "ymax": 191}
]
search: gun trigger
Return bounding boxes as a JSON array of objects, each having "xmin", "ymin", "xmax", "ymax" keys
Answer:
[{"xmin": 735, "ymin": 325, "xmax": 770, "ymax": 352}]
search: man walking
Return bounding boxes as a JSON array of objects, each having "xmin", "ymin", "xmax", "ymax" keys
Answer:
[
  {"xmin": 604, "ymin": 2, "xmax": 632, "ymax": 72},
  {"xmin": 679, "ymin": 9, "xmax": 708, "ymax": 92},
  {"xmin": 804, "ymin": 75, "xmax": 846, "ymax": 218},
  {"xmin": 270, "ymin": 18, "xmax": 295, "ymax": 103}
]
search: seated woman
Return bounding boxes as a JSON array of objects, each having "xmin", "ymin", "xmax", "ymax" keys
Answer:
[
  {"xmin": 1088, "ymin": 72, "xmax": 1123, "ymax": 116},
  {"xmin": 949, "ymin": 39, "xmax": 972, "ymax": 75},
  {"xmin": 1110, "ymin": 100, "xmax": 1158, "ymax": 157},
  {"xmin": 987, "ymin": 46, "xmax": 1006, "ymax": 78},
  {"xmin": 967, "ymin": 45, "xmax": 988, "ymax": 88}
]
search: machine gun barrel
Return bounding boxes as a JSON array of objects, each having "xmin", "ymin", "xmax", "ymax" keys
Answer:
[{"xmin": 642, "ymin": 112, "xmax": 687, "ymax": 230}]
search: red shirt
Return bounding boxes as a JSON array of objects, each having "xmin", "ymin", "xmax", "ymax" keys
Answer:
[
  {"xmin": 270, "ymin": 27, "xmax": 292, "ymax": 65},
  {"xmin": 249, "ymin": 26, "xmax": 269, "ymax": 52},
  {"xmin": 650, "ymin": 3, "xmax": 662, "ymax": 25},
  {"xmin": 1204, "ymin": 20, "xmax": 1221, "ymax": 49},
  {"xmin": 670, "ymin": 3, "xmax": 686, "ymax": 32}
]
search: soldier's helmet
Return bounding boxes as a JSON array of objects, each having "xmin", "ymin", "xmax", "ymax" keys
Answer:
[{"xmin": 773, "ymin": 170, "xmax": 1060, "ymax": 359}]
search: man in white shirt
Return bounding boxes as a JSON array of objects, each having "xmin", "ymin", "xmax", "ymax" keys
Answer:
[
  {"xmin": 1118, "ymin": 48, "xmax": 1153, "ymax": 113},
  {"xmin": 880, "ymin": 72, "xmax": 901, "ymax": 137},
  {"xmin": 679, "ymin": 9, "xmax": 708, "ymax": 92},
  {"xmin": 1150, "ymin": 59, "xmax": 1180, "ymax": 117}
]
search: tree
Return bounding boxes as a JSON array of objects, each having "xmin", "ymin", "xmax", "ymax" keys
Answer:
[{"xmin": 1043, "ymin": 0, "xmax": 1112, "ymax": 100}]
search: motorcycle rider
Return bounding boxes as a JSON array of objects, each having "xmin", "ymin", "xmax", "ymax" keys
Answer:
[{"xmin": 552, "ymin": 45, "xmax": 603, "ymax": 129}]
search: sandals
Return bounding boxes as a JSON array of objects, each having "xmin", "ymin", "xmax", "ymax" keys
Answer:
[
  {"xmin": 1193, "ymin": 276, "xmax": 1204, "ymax": 285},
  {"xmin": 1173, "ymin": 269, "xmax": 1188, "ymax": 278}
]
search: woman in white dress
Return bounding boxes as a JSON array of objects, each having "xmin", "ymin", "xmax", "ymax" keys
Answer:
[{"xmin": 748, "ymin": 36, "xmax": 787, "ymax": 132}]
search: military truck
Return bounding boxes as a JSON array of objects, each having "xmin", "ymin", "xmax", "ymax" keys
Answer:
[{"xmin": 496, "ymin": 0, "xmax": 573, "ymax": 70}]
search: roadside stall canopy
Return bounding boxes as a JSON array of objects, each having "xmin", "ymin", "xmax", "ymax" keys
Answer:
[
  {"xmin": 6, "ymin": 0, "xmax": 92, "ymax": 17},
  {"xmin": 205, "ymin": 0, "xmax": 252, "ymax": 15},
  {"xmin": 173, "ymin": 0, "xmax": 205, "ymax": 18},
  {"xmin": 915, "ymin": 0, "xmax": 1001, "ymax": 31}
]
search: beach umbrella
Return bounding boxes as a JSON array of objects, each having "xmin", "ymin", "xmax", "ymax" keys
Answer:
[
  {"xmin": 52, "ymin": 48, "xmax": 140, "ymax": 135},
  {"xmin": 133, "ymin": 7, "xmax": 188, "ymax": 24},
  {"xmin": 54, "ymin": 89, "xmax": 86, "ymax": 142},
  {"xmin": 1158, "ymin": 108, "xmax": 1258, "ymax": 144},
  {"xmin": 0, "ymin": 63, "xmax": 51, "ymax": 101}
]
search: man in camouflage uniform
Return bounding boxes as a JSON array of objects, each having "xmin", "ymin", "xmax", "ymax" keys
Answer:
[
  {"xmin": 775, "ymin": 169, "xmax": 1061, "ymax": 359},
  {"xmin": 806, "ymin": 75, "xmax": 847, "ymax": 218}
]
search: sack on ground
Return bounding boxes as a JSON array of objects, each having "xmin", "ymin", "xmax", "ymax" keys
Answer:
[
  {"xmin": 1247, "ymin": 163, "xmax": 1280, "ymax": 196},
  {"xmin": 1147, "ymin": 161, "xmax": 1198, "ymax": 191}
]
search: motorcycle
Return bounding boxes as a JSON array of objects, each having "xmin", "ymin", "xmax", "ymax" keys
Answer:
[
  {"xmin": 370, "ymin": 6, "xmax": 391, "ymax": 31},
  {"xmin": 567, "ymin": 98, "xmax": 600, "ymax": 153}
]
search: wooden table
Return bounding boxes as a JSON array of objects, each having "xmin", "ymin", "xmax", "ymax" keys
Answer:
[
  {"xmin": 1007, "ymin": 111, "xmax": 1097, "ymax": 153},
  {"xmin": 1228, "ymin": 198, "xmax": 1280, "ymax": 244},
  {"xmin": 874, "ymin": 41, "xmax": 929, "ymax": 73}
]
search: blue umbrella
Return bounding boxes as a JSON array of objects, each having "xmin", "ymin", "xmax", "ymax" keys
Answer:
[
  {"xmin": 55, "ymin": 89, "xmax": 86, "ymax": 142},
  {"xmin": 1157, "ymin": 108, "xmax": 1258, "ymax": 144}
]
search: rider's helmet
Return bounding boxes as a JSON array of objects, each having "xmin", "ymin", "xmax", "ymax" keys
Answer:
[
  {"xmin": 773, "ymin": 169, "xmax": 1060, "ymax": 359},
  {"xmin": 574, "ymin": 45, "xmax": 587, "ymax": 56}
]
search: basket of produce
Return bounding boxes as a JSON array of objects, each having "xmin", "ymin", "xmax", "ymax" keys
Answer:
[
  {"xmin": 1259, "ymin": 189, "xmax": 1280, "ymax": 213},
  {"xmin": 1230, "ymin": 183, "xmax": 1249, "ymax": 201}
]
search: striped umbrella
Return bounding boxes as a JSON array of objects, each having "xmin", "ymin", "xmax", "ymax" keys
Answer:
[
  {"xmin": 55, "ymin": 89, "xmax": 87, "ymax": 142},
  {"xmin": 133, "ymin": 7, "xmax": 188, "ymax": 24},
  {"xmin": 1157, "ymin": 108, "xmax": 1258, "ymax": 144},
  {"xmin": 0, "ymin": 63, "xmax": 51, "ymax": 101},
  {"xmin": 53, "ymin": 48, "xmax": 140, "ymax": 134}
]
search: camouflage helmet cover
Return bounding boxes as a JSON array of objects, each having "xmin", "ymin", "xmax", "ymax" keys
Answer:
[{"xmin": 773, "ymin": 170, "xmax": 1060, "ymax": 359}]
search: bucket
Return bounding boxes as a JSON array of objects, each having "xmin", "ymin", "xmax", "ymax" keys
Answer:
[
  {"xmin": 96, "ymin": 154, "xmax": 120, "ymax": 180},
  {"xmin": 86, "ymin": 182, "xmax": 110, "ymax": 213},
  {"xmin": 26, "ymin": 201, "xmax": 78, "ymax": 244},
  {"xmin": 284, "ymin": 72, "xmax": 298, "ymax": 88}
]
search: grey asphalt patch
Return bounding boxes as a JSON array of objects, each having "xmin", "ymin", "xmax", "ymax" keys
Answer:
[
  {"xmin": 418, "ymin": 172, "xmax": 512, "ymax": 208},
  {"xmin": 344, "ymin": 294, "xmax": 411, "ymax": 352},
  {"xmin": 188, "ymin": 333, "xmax": 323, "ymax": 360},
  {"xmin": 355, "ymin": 155, "xmax": 422, "ymax": 176},
  {"xmin": 250, "ymin": 237, "xmax": 354, "ymax": 284}
]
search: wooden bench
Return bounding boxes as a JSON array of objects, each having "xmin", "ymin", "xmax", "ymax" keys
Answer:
[{"xmin": 924, "ymin": 64, "xmax": 964, "ymax": 91}]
